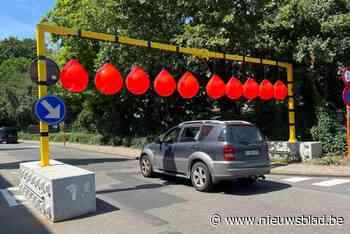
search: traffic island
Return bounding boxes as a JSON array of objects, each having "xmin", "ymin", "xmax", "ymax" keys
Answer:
[{"xmin": 19, "ymin": 160, "xmax": 96, "ymax": 222}]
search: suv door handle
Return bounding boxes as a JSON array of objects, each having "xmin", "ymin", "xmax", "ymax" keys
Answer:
[{"xmin": 191, "ymin": 145, "xmax": 199, "ymax": 150}]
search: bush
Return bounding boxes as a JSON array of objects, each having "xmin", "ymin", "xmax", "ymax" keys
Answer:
[
  {"xmin": 311, "ymin": 104, "xmax": 347, "ymax": 155},
  {"xmin": 312, "ymin": 155, "xmax": 345, "ymax": 166}
]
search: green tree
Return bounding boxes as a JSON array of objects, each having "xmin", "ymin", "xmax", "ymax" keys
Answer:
[
  {"xmin": 0, "ymin": 37, "xmax": 36, "ymax": 65},
  {"xmin": 0, "ymin": 38, "xmax": 37, "ymax": 128},
  {"xmin": 44, "ymin": 0, "xmax": 350, "ymax": 146}
]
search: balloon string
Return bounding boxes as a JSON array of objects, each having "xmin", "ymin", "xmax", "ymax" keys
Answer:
[
  {"xmin": 241, "ymin": 51, "xmax": 246, "ymax": 80},
  {"xmin": 260, "ymin": 54, "xmax": 264, "ymax": 80},
  {"xmin": 276, "ymin": 60, "xmax": 280, "ymax": 81}
]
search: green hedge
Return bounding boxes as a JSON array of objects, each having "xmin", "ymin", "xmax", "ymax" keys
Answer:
[
  {"xmin": 311, "ymin": 105, "xmax": 347, "ymax": 155},
  {"xmin": 18, "ymin": 132, "xmax": 154, "ymax": 149}
]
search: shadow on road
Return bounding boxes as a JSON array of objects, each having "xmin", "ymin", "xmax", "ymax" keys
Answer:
[
  {"xmin": 0, "ymin": 161, "xmax": 27, "ymax": 170},
  {"xmin": 0, "ymin": 147, "xmax": 38, "ymax": 151},
  {"xmin": 213, "ymin": 180, "xmax": 291, "ymax": 195},
  {"xmin": 0, "ymin": 174, "xmax": 52, "ymax": 234},
  {"xmin": 0, "ymin": 157, "xmax": 133, "ymax": 170},
  {"xmin": 270, "ymin": 163, "xmax": 288, "ymax": 169},
  {"xmin": 0, "ymin": 175, "xmax": 13, "ymax": 189},
  {"xmin": 59, "ymin": 198, "xmax": 120, "ymax": 222},
  {"xmin": 59, "ymin": 157, "xmax": 133, "ymax": 166},
  {"xmin": 148, "ymin": 175, "xmax": 291, "ymax": 195},
  {"xmin": 96, "ymin": 181, "xmax": 172, "ymax": 194}
]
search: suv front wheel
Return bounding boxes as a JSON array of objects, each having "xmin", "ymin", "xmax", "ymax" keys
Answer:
[
  {"xmin": 140, "ymin": 155, "xmax": 154, "ymax": 177},
  {"xmin": 191, "ymin": 162, "xmax": 213, "ymax": 192}
]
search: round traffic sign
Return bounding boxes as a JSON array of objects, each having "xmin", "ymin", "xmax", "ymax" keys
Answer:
[
  {"xmin": 29, "ymin": 58, "xmax": 60, "ymax": 85},
  {"xmin": 343, "ymin": 85, "xmax": 350, "ymax": 105},
  {"xmin": 34, "ymin": 95, "xmax": 66, "ymax": 125}
]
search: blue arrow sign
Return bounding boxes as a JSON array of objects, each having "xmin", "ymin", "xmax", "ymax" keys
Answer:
[{"xmin": 34, "ymin": 95, "xmax": 66, "ymax": 125}]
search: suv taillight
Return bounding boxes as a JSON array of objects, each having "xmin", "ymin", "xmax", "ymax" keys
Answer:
[{"xmin": 224, "ymin": 145, "xmax": 236, "ymax": 161}]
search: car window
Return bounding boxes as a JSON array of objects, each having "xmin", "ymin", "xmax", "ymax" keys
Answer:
[
  {"xmin": 217, "ymin": 128, "xmax": 226, "ymax": 142},
  {"xmin": 163, "ymin": 127, "xmax": 181, "ymax": 143},
  {"xmin": 198, "ymin": 125, "xmax": 214, "ymax": 141},
  {"xmin": 179, "ymin": 126, "xmax": 201, "ymax": 142},
  {"xmin": 227, "ymin": 125, "xmax": 263, "ymax": 145}
]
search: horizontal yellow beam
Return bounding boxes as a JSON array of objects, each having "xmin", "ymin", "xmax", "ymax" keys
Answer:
[
  {"xmin": 37, "ymin": 24, "xmax": 290, "ymax": 69},
  {"xmin": 37, "ymin": 23, "xmax": 297, "ymax": 144}
]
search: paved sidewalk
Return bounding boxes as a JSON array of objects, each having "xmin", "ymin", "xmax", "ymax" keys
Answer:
[{"xmin": 21, "ymin": 140, "xmax": 350, "ymax": 178}]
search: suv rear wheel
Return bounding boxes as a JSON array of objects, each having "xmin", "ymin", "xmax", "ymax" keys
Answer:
[
  {"xmin": 191, "ymin": 162, "xmax": 213, "ymax": 192},
  {"xmin": 140, "ymin": 155, "xmax": 154, "ymax": 177}
]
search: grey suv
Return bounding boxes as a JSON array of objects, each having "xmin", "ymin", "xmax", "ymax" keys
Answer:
[{"xmin": 139, "ymin": 120, "xmax": 270, "ymax": 191}]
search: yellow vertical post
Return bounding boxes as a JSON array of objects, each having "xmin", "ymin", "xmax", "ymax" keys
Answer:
[
  {"xmin": 36, "ymin": 25, "xmax": 50, "ymax": 167},
  {"xmin": 286, "ymin": 64, "xmax": 297, "ymax": 143}
]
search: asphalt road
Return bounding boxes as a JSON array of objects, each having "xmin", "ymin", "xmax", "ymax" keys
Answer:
[{"xmin": 0, "ymin": 142, "xmax": 350, "ymax": 234}]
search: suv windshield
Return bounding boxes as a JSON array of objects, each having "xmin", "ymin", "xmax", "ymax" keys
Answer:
[{"xmin": 226, "ymin": 125, "xmax": 263, "ymax": 145}]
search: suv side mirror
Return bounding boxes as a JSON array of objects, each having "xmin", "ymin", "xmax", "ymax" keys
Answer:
[
  {"xmin": 164, "ymin": 139, "xmax": 173, "ymax": 144},
  {"xmin": 155, "ymin": 136, "xmax": 162, "ymax": 144}
]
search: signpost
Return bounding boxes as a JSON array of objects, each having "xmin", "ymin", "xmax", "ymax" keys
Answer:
[
  {"xmin": 30, "ymin": 57, "xmax": 60, "ymax": 86},
  {"xmin": 341, "ymin": 67, "xmax": 350, "ymax": 160}
]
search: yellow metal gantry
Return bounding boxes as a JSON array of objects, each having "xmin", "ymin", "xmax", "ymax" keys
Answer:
[{"xmin": 36, "ymin": 24, "xmax": 296, "ymax": 166}]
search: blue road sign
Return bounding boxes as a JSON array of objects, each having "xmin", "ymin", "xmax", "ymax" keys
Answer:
[{"xmin": 34, "ymin": 95, "xmax": 66, "ymax": 125}]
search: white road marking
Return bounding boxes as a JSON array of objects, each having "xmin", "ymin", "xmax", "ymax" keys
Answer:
[
  {"xmin": 282, "ymin": 177, "xmax": 312, "ymax": 183},
  {"xmin": 0, "ymin": 188, "xmax": 18, "ymax": 207},
  {"xmin": 312, "ymin": 179, "xmax": 350, "ymax": 187}
]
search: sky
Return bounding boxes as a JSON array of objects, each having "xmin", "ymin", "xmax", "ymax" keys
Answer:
[{"xmin": 0, "ymin": 0, "xmax": 55, "ymax": 40}]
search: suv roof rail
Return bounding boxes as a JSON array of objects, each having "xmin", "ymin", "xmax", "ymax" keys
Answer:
[
  {"xmin": 179, "ymin": 120, "xmax": 253, "ymax": 126},
  {"xmin": 179, "ymin": 120, "xmax": 224, "ymax": 126},
  {"xmin": 224, "ymin": 120, "xmax": 253, "ymax": 125}
]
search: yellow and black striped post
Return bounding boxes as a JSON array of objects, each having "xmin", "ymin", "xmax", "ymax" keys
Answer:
[
  {"xmin": 286, "ymin": 64, "xmax": 297, "ymax": 143},
  {"xmin": 36, "ymin": 25, "xmax": 50, "ymax": 166},
  {"xmin": 35, "ymin": 24, "xmax": 297, "ymax": 165}
]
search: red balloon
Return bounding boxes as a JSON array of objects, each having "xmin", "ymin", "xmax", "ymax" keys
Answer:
[
  {"xmin": 274, "ymin": 80, "xmax": 288, "ymax": 100},
  {"xmin": 60, "ymin": 59, "xmax": 89, "ymax": 93},
  {"xmin": 177, "ymin": 71, "xmax": 200, "ymax": 99},
  {"xmin": 126, "ymin": 66, "xmax": 150, "ymax": 95},
  {"xmin": 154, "ymin": 69, "xmax": 176, "ymax": 97},
  {"xmin": 226, "ymin": 76, "xmax": 242, "ymax": 100},
  {"xmin": 206, "ymin": 74, "xmax": 226, "ymax": 99},
  {"xmin": 95, "ymin": 63, "xmax": 123, "ymax": 95},
  {"xmin": 60, "ymin": 59, "xmax": 78, "ymax": 80},
  {"xmin": 243, "ymin": 78, "xmax": 259, "ymax": 100},
  {"xmin": 259, "ymin": 79, "xmax": 274, "ymax": 100}
]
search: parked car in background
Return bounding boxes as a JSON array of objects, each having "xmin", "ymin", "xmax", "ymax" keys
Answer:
[
  {"xmin": 0, "ymin": 127, "xmax": 18, "ymax": 144},
  {"xmin": 139, "ymin": 120, "xmax": 270, "ymax": 192},
  {"xmin": 27, "ymin": 124, "xmax": 60, "ymax": 134}
]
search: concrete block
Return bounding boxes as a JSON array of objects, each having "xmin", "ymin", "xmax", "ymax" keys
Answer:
[
  {"xmin": 19, "ymin": 160, "xmax": 96, "ymax": 222},
  {"xmin": 268, "ymin": 141, "xmax": 301, "ymax": 161},
  {"xmin": 299, "ymin": 141, "xmax": 322, "ymax": 161}
]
